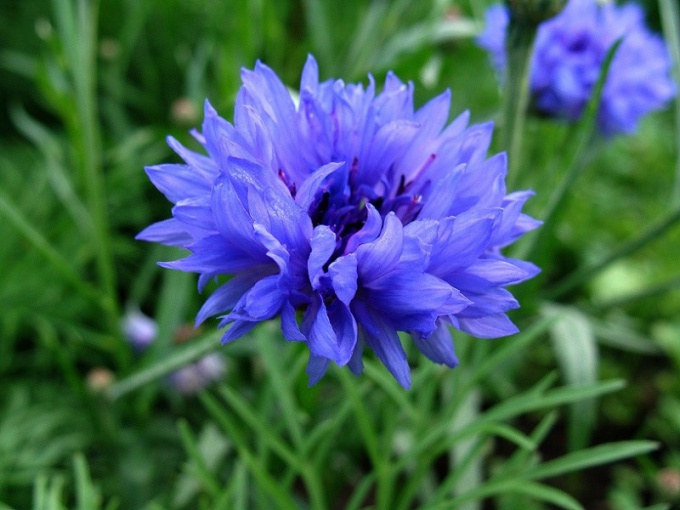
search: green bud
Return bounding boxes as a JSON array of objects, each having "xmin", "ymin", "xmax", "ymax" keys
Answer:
[{"xmin": 504, "ymin": 0, "xmax": 568, "ymax": 27}]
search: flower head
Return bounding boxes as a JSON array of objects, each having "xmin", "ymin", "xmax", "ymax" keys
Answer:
[
  {"xmin": 478, "ymin": 0, "xmax": 676, "ymax": 136},
  {"xmin": 138, "ymin": 55, "xmax": 540, "ymax": 388}
]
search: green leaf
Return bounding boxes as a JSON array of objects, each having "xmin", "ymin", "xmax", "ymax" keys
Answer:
[
  {"xmin": 74, "ymin": 454, "xmax": 100, "ymax": 510},
  {"xmin": 482, "ymin": 379, "xmax": 624, "ymax": 423},
  {"xmin": 466, "ymin": 315, "xmax": 555, "ymax": 390},
  {"xmin": 546, "ymin": 204, "xmax": 680, "ymax": 299},
  {"xmin": 254, "ymin": 326, "xmax": 305, "ymax": 447},
  {"xmin": 344, "ymin": 473, "xmax": 376, "ymax": 510},
  {"xmin": 522, "ymin": 441, "xmax": 658, "ymax": 481},
  {"xmin": 105, "ymin": 329, "xmax": 223, "ymax": 400},
  {"xmin": 515, "ymin": 38, "xmax": 624, "ymax": 261},
  {"xmin": 659, "ymin": 0, "xmax": 680, "ymax": 205},
  {"xmin": 544, "ymin": 304, "xmax": 598, "ymax": 449},
  {"xmin": 216, "ymin": 386, "xmax": 301, "ymax": 471},
  {"xmin": 177, "ymin": 420, "xmax": 221, "ymax": 499},
  {"xmin": 199, "ymin": 392, "xmax": 299, "ymax": 510},
  {"xmin": 503, "ymin": 481, "xmax": 584, "ymax": 510}
]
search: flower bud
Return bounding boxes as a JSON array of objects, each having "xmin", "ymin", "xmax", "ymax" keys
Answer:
[
  {"xmin": 504, "ymin": 0, "xmax": 567, "ymax": 26},
  {"xmin": 86, "ymin": 367, "xmax": 115, "ymax": 393},
  {"xmin": 121, "ymin": 308, "xmax": 158, "ymax": 351}
]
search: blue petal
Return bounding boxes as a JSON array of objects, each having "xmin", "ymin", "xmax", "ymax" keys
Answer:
[
  {"xmin": 356, "ymin": 212, "xmax": 403, "ymax": 282},
  {"xmin": 295, "ymin": 161, "xmax": 345, "ymax": 212},
  {"xmin": 243, "ymin": 275, "xmax": 285, "ymax": 319},
  {"xmin": 414, "ymin": 89, "xmax": 451, "ymax": 138},
  {"xmin": 221, "ymin": 320, "xmax": 258, "ymax": 343},
  {"xmin": 201, "ymin": 100, "xmax": 253, "ymax": 164},
  {"xmin": 412, "ymin": 321, "xmax": 458, "ymax": 367},
  {"xmin": 429, "ymin": 212, "xmax": 499, "ymax": 274},
  {"xmin": 136, "ymin": 219, "xmax": 192, "ymax": 247},
  {"xmin": 166, "ymin": 136, "xmax": 218, "ymax": 180},
  {"xmin": 281, "ymin": 300, "xmax": 306, "ymax": 341},
  {"xmin": 303, "ymin": 297, "xmax": 357, "ymax": 365},
  {"xmin": 160, "ymin": 235, "xmax": 265, "ymax": 274},
  {"xmin": 458, "ymin": 287, "xmax": 519, "ymax": 318},
  {"xmin": 195, "ymin": 272, "xmax": 269, "ymax": 325},
  {"xmin": 367, "ymin": 272, "xmax": 467, "ymax": 317},
  {"xmin": 454, "ymin": 259, "xmax": 536, "ymax": 289},
  {"xmin": 344, "ymin": 204, "xmax": 382, "ymax": 254},
  {"xmin": 347, "ymin": 337, "xmax": 365, "ymax": 376},
  {"xmin": 145, "ymin": 164, "xmax": 211, "ymax": 204},
  {"xmin": 308, "ymin": 225, "xmax": 337, "ymax": 288},
  {"xmin": 328, "ymin": 254, "xmax": 358, "ymax": 305},
  {"xmin": 300, "ymin": 54, "xmax": 319, "ymax": 92},
  {"xmin": 306, "ymin": 355, "xmax": 330, "ymax": 386},
  {"xmin": 172, "ymin": 197, "xmax": 215, "ymax": 233},
  {"xmin": 327, "ymin": 300, "xmax": 358, "ymax": 365},
  {"xmin": 458, "ymin": 313, "xmax": 518, "ymax": 338},
  {"xmin": 358, "ymin": 120, "xmax": 419, "ymax": 188},
  {"xmin": 352, "ymin": 302, "xmax": 411, "ymax": 389}
]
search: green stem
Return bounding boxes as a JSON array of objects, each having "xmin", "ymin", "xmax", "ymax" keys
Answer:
[
  {"xmin": 512, "ymin": 39, "xmax": 623, "ymax": 263},
  {"xmin": 105, "ymin": 330, "xmax": 222, "ymax": 400},
  {"xmin": 659, "ymin": 0, "xmax": 680, "ymax": 206},
  {"xmin": 75, "ymin": 0, "xmax": 120, "ymax": 329},
  {"xmin": 545, "ymin": 205, "xmax": 680, "ymax": 300},
  {"xmin": 52, "ymin": 0, "xmax": 122, "ymax": 358},
  {"xmin": 338, "ymin": 372, "xmax": 392, "ymax": 510},
  {"xmin": 596, "ymin": 274, "xmax": 680, "ymax": 310},
  {"xmin": 503, "ymin": 19, "xmax": 537, "ymax": 189}
]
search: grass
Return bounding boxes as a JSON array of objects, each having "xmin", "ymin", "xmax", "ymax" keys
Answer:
[{"xmin": 0, "ymin": 0, "xmax": 679, "ymax": 508}]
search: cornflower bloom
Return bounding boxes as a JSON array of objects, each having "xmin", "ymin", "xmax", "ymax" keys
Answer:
[
  {"xmin": 138, "ymin": 56, "xmax": 540, "ymax": 388},
  {"xmin": 478, "ymin": 0, "xmax": 676, "ymax": 136}
]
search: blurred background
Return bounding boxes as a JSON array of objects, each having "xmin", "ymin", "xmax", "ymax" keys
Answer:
[{"xmin": 1, "ymin": 0, "xmax": 679, "ymax": 509}]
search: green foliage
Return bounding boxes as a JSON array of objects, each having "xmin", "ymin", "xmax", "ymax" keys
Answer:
[{"xmin": 1, "ymin": 0, "xmax": 679, "ymax": 508}]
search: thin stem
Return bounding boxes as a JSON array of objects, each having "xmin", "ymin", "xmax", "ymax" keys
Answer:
[
  {"xmin": 503, "ymin": 20, "xmax": 536, "ymax": 189},
  {"xmin": 595, "ymin": 274, "xmax": 680, "ymax": 310},
  {"xmin": 513, "ymin": 39, "xmax": 623, "ymax": 262},
  {"xmin": 545, "ymin": 205, "xmax": 680, "ymax": 300},
  {"xmin": 52, "ymin": 0, "xmax": 122, "ymax": 357},
  {"xmin": 105, "ymin": 330, "xmax": 222, "ymax": 400},
  {"xmin": 74, "ymin": 0, "xmax": 121, "ymax": 329},
  {"xmin": 659, "ymin": 0, "xmax": 680, "ymax": 206},
  {"xmin": 338, "ymin": 372, "xmax": 392, "ymax": 510}
]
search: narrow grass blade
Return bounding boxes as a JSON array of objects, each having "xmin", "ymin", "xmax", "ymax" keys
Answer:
[
  {"xmin": 544, "ymin": 304, "xmax": 598, "ymax": 449},
  {"xmin": 0, "ymin": 189, "xmax": 105, "ymax": 310},
  {"xmin": 345, "ymin": 473, "xmax": 376, "ymax": 510},
  {"xmin": 522, "ymin": 441, "xmax": 658, "ymax": 481},
  {"xmin": 105, "ymin": 329, "xmax": 222, "ymax": 400},
  {"xmin": 659, "ymin": 0, "xmax": 680, "ymax": 206},
  {"xmin": 199, "ymin": 392, "xmax": 299, "ymax": 510},
  {"xmin": 216, "ymin": 386, "xmax": 301, "ymax": 471},
  {"xmin": 177, "ymin": 420, "xmax": 221, "ymax": 498},
  {"xmin": 501, "ymin": 481, "xmax": 584, "ymax": 510},
  {"xmin": 254, "ymin": 327, "xmax": 304, "ymax": 447},
  {"xmin": 546, "ymin": 205, "xmax": 680, "ymax": 299},
  {"xmin": 73, "ymin": 454, "xmax": 99, "ymax": 510},
  {"xmin": 516, "ymin": 39, "xmax": 623, "ymax": 261}
]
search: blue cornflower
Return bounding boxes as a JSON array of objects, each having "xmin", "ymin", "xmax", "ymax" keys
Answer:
[
  {"xmin": 138, "ymin": 56, "xmax": 540, "ymax": 388},
  {"xmin": 478, "ymin": 0, "xmax": 676, "ymax": 136}
]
